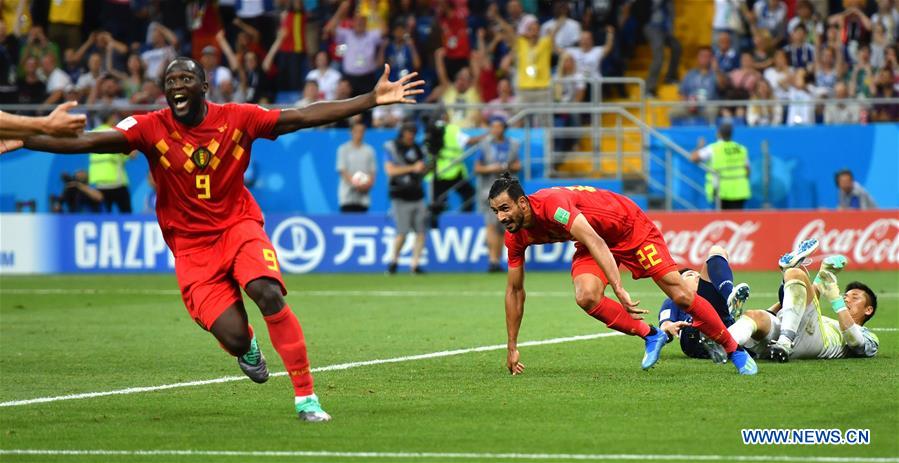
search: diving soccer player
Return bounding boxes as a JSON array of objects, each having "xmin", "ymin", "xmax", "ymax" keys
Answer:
[
  {"xmin": 728, "ymin": 240, "xmax": 879, "ymax": 360},
  {"xmin": 488, "ymin": 173, "xmax": 757, "ymax": 375},
  {"xmin": 20, "ymin": 58, "xmax": 424, "ymax": 421},
  {"xmin": 658, "ymin": 245, "xmax": 751, "ymax": 362}
]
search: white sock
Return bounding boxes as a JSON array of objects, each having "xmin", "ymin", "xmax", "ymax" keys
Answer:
[
  {"xmin": 777, "ymin": 280, "xmax": 807, "ymax": 345},
  {"xmin": 728, "ymin": 316, "xmax": 757, "ymax": 346}
]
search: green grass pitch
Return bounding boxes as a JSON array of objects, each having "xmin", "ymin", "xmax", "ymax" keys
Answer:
[{"xmin": 1, "ymin": 271, "xmax": 897, "ymax": 463}]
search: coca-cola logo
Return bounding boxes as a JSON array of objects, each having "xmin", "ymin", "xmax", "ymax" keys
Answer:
[
  {"xmin": 658, "ymin": 220, "xmax": 761, "ymax": 266},
  {"xmin": 794, "ymin": 219, "xmax": 899, "ymax": 264}
]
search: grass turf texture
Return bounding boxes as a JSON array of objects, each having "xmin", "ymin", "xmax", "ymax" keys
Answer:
[{"xmin": 0, "ymin": 271, "xmax": 897, "ymax": 463}]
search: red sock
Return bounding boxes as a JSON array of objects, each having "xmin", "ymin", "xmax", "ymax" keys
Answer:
[
  {"xmin": 682, "ymin": 294, "xmax": 738, "ymax": 353},
  {"xmin": 264, "ymin": 305, "xmax": 314, "ymax": 396},
  {"xmin": 586, "ymin": 297, "xmax": 651, "ymax": 338}
]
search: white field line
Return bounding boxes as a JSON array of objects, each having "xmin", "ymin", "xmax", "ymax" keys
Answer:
[
  {"xmin": 0, "ymin": 332, "xmax": 622, "ymax": 408},
  {"xmin": 0, "ymin": 449, "xmax": 896, "ymax": 462},
  {"xmin": 2, "ymin": 288, "xmax": 898, "ymax": 299}
]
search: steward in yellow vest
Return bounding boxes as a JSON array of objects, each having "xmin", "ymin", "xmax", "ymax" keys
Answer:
[{"xmin": 691, "ymin": 122, "xmax": 750, "ymax": 210}]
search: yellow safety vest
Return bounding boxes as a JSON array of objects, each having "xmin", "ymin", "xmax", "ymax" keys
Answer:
[
  {"xmin": 436, "ymin": 124, "xmax": 467, "ymax": 180},
  {"xmin": 706, "ymin": 140, "xmax": 750, "ymax": 202},
  {"xmin": 88, "ymin": 124, "xmax": 129, "ymax": 188}
]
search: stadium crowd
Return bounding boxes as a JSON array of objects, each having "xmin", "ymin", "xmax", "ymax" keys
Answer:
[{"xmin": 2, "ymin": 0, "xmax": 897, "ymax": 130}]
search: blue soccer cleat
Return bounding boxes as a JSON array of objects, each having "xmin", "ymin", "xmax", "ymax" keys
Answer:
[
  {"xmin": 641, "ymin": 327, "xmax": 669, "ymax": 370},
  {"xmin": 778, "ymin": 239, "xmax": 819, "ymax": 270},
  {"xmin": 730, "ymin": 348, "xmax": 758, "ymax": 375}
]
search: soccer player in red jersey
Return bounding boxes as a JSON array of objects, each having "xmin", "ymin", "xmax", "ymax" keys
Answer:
[
  {"xmin": 21, "ymin": 57, "xmax": 425, "ymax": 421},
  {"xmin": 487, "ymin": 173, "xmax": 758, "ymax": 375}
]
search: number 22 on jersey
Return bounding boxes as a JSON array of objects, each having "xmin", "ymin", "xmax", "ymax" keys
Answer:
[
  {"xmin": 636, "ymin": 244, "xmax": 662, "ymax": 270},
  {"xmin": 196, "ymin": 175, "xmax": 211, "ymax": 199}
]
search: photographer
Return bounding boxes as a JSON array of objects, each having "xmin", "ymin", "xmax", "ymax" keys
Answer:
[
  {"xmin": 384, "ymin": 123, "xmax": 429, "ymax": 275},
  {"xmin": 54, "ymin": 170, "xmax": 103, "ymax": 213}
]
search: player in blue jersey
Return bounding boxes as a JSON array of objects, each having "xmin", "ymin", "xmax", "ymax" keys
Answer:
[{"xmin": 658, "ymin": 245, "xmax": 750, "ymax": 363}]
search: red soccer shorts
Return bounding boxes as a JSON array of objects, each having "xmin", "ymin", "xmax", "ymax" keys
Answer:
[
  {"xmin": 570, "ymin": 222, "xmax": 678, "ymax": 283},
  {"xmin": 174, "ymin": 220, "xmax": 286, "ymax": 330}
]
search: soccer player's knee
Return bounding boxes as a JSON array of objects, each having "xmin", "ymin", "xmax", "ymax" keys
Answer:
[
  {"xmin": 574, "ymin": 289, "xmax": 601, "ymax": 310},
  {"xmin": 783, "ymin": 267, "xmax": 807, "ymax": 283},
  {"xmin": 248, "ymin": 279, "xmax": 285, "ymax": 315}
]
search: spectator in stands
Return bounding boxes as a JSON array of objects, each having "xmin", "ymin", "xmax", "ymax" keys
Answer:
[
  {"xmin": 729, "ymin": 52, "xmax": 762, "ymax": 93},
  {"xmin": 714, "ymin": 65, "xmax": 747, "ymax": 123},
  {"xmin": 328, "ymin": 13, "xmax": 382, "ymax": 96},
  {"xmin": 200, "ymin": 45, "xmax": 235, "ymax": 103},
  {"xmin": 713, "ymin": 0, "xmax": 747, "ymax": 44},
  {"xmin": 470, "ymin": 37, "xmax": 499, "ymax": 104},
  {"xmin": 554, "ymin": 52, "xmax": 586, "ymax": 104},
  {"xmin": 0, "ymin": 21, "xmax": 17, "ymax": 104},
  {"xmin": 884, "ymin": 45, "xmax": 899, "ymax": 87},
  {"xmin": 89, "ymin": 111, "xmax": 134, "ymax": 213},
  {"xmin": 482, "ymin": 77, "xmax": 518, "ymax": 124},
  {"xmin": 815, "ymin": 46, "xmax": 839, "ymax": 96},
  {"xmin": 746, "ymin": 78, "xmax": 783, "ymax": 126},
  {"xmin": 273, "ymin": 1, "xmax": 308, "ymax": 93},
  {"xmin": 75, "ymin": 53, "xmax": 103, "ymax": 101},
  {"xmin": 337, "ymin": 121, "xmax": 377, "ymax": 213},
  {"xmin": 384, "ymin": 123, "xmax": 429, "ymax": 275},
  {"xmin": 783, "ymin": 24, "xmax": 815, "ymax": 70},
  {"xmin": 566, "ymin": 28, "xmax": 615, "ymax": 88},
  {"xmin": 749, "ymin": 28, "xmax": 775, "ymax": 70},
  {"xmin": 765, "ymin": 49, "xmax": 793, "ymax": 99},
  {"xmin": 541, "ymin": 1, "xmax": 582, "ymax": 50},
  {"xmin": 786, "ymin": 68, "xmax": 816, "ymax": 125},
  {"xmin": 787, "ymin": 1, "xmax": 823, "ymax": 46},
  {"xmin": 306, "ymin": 50, "xmax": 342, "ymax": 100},
  {"xmin": 690, "ymin": 122, "xmax": 750, "ymax": 210},
  {"xmin": 431, "ymin": 67, "xmax": 482, "ymax": 128},
  {"xmin": 87, "ymin": 73, "xmax": 128, "ymax": 111},
  {"xmin": 435, "ymin": 1, "xmax": 472, "ymax": 85},
  {"xmin": 822, "ymin": 19, "xmax": 851, "ymax": 64},
  {"xmin": 871, "ymin": 68, "xmax": 899, "ymax": 121},
  {"xmin": 48, "ymin": 0, "xmax": 83, "ymax": 52},
  {"xmin": 372, "ymin": 103, "xmax": 404, "ymax": 128},
  {"xmin": 474, "ymin": 117, "xmax": 521, "ymax": 273},
  {"xmin": 828, "ymin": 2, "xmax": 872, "ymax": 59},
  {"xmin": 39, "ymin": 53, "xmax": 72, "ymax": 105},
  {"xmin": 671, "ymin": 47, "xmax": 717, "ymax": 124},
  {"xmin": 88, "ymin": 31, "xmax": 129, "ymax": 73},
  {"xmin": 824, "ymin": 82, "xmax": 862, "ymax": 124},
  {"xmin": 296, "ymin": 80, "xmax": 321, "ymax": 106},
  {"xmin": 61, "ymin": 49, "xmax": 85, "ymax": 84},
  {"xmin": 504, "ymin": 0, "xmax": 526, "ymax": 32},
  {"xmin": 107, "ymin": 54, "xmax": 146, "ymax": 100},
  {"xmin": 850, "ymin": 44, "xmax": 875, "ymax": 97},
  {"xmin": 129, "ymin": 80, "xmax": 165, "ymax": 105},
  {"xmin": 141, "ymin": 22, "xmax": 178, "ymax": 82},
  {"xmin": 379, "ymin": 19, "xmax": 421, "ymax": 83},
  {"xmin": 714, "ymin": 32, "xmax": 739, "ymax": 73},
  {"xmin": 355, "ymin": 0, "xmax": 390, "ymax": 33},
  {"xmin": 19, "ymin": 27, "xmax": 59, "ymax": 76},
  {"xmin": 835, "ymin": 169, "xmax": 877, "ymax": 210},
  {"xmin": 870, "ymin": 22, "xmax": 890, "ymax": 70},
  {"xmin": 216, "ymin": 30, "xmax": 263, "ymax": 104},
  {"xmin": 750, "ymin": 0, "xmax": 788, "ymax": 45},
  {"xmin": 16, "ymin": 56, "xmax": 46, "ymax": 105},
  {"xmin": 871, "ymin": 0, "xmax": 898, "ymax": 43},
  {"xmin": 639, "ymin": 0, "xmax": 681, "ymax": 96},
  {"xmin": 498, "ymin": 14, "xmax": 557, "ymax": 126}
]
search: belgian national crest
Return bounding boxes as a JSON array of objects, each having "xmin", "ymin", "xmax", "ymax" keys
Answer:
[{"xmin": 191, "ymin": 146, "xmax": 212, "ymax": 169}]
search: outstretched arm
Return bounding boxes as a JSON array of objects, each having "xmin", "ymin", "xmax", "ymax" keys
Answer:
[
  {"xmin": 505, "ymin": 265, "xmax": 526, "ymax": 375},
  {"xmin": 0, "ymin": 102, "xmax": 86, "ymax": 138},
  {"xmin": 273, "ymin": 64, "xmax": 424, "ymax": 135},
  {"xmin": 24, "ymin": 129, "xmax": 131, "ymax": 154}
]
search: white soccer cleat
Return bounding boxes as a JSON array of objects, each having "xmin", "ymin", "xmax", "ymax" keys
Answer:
[
  {"xmin": 778, "ymin": 239, "xmax": 819, "ymax": 271},
  {"xmin": 727, "ymin": 283, "xmax": 751, "ymax": 319}
]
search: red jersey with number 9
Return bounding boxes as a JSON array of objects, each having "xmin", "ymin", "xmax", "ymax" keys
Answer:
[
  {"xmin": 114, "ymin": 102, "xmax": 281, "ymax": 256},
  {"xmin": 505, "ymin": 187, "xmax": 676, "ymax": 279}
]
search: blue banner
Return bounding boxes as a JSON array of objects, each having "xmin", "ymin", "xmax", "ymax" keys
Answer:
[{"xmin": 0, "ymin": 213, "xmax": 576, "ymax": 274}]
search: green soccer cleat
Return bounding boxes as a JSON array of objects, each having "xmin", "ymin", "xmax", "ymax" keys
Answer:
[
  {"xmin": 296, "ymin": 394, "xmax": 331, "ymax": 422},
  {"xmin": 237, "ymin": 336, "xmax": 269, "ymax": 384}
]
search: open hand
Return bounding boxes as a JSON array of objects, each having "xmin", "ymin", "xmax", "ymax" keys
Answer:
[
  {"xmin": 661, "ymin": 321, "xmax": 690, "ymax": 338},
  {"xmin": 613, "ymin": 286, "xmax": 644, "ymax": 318},
  {"xmin": 374, "ymin": 64, "xmax": 425, "ymax": 105},
  {"xmin": 43, "ymin": 101, "xmax": 86, "ymax": 137}
]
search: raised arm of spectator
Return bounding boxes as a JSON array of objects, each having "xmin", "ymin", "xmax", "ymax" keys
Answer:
[
  {"xmin": 216, "ymin": 30, "xmax": 240, "ymax": 72},
  {"xmin": 262, "ymin": 28, "xmax": 287, "ymax": 74},
  {"xmin": 154, "ymin": 22, "xmax": 179, "ymax": 48},
  {"xmin": 428, "ymin": 48, "xmax": 450, "ymax": 102},
  {"xmin": 323, "ymin": 0, "xmax": 352, "ymax": 39},
  {"xmin": 73, "ymin": 32, "xmax": 96, "ymax": 64},
  {"xmin": 105, "ymin": 47, "xmax": 128, "ymax": 81},
  {"xmin": 102, "ymin": 32, "xmax": 129, "ymax": 55},
  {"xmin": 408, "ymin": 35, "xmax": 422, "ymax": 71},
  {"xmin": 233, "ymin": 17, "xmax": 261, "ymax": 44},
  {"xmin": 602, "ymin": 25, "xmax": 615, "ymax": 56}
]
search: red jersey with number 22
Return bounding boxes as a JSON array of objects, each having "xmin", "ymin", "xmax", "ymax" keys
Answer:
[
  {"xmin": 505, "ymin": 187, "xmax": 676, "ymax": 279},
  {"xmin": 114, "ymin": 102, "xmax": 281, "ymax": 256}
]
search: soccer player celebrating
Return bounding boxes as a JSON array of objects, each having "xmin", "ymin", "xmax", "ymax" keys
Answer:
[
  {"xmin": 658, "ymin": 245, "xmax": 751, "ymax": 363},
  {"xmin": 728, "ymin": 241, "xmax": 879, "ymax": 361},
  {"xmin": 487, "ymin": 174, "xmax": 757, "ymax": 375},
  {"xmin": 20, "ymin": 58, "xmax": 424, "ymax": 421}
]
